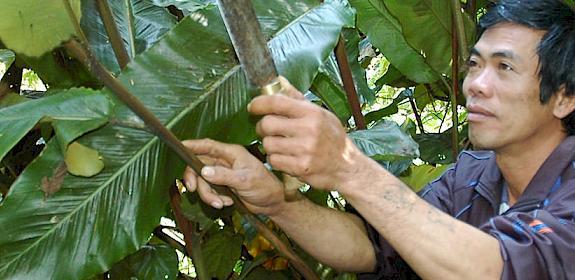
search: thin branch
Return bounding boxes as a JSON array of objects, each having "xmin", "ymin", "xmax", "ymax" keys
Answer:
[
  {"xmin": 438, "ymin": 101, "xmax": 449, "ymax": 133},
  {"xmin": 63, "ymin": 39, "xmax": 318, "ymax": 280},
  {"xmin": 96, "ymin": 0, "xmax": 131, "ymax": 69},
  {"xmin": 450, "ymin": 13, "xmax": 460, "ymax": 162},
  {"xmin": 169, "ymin": 185, "xmax": 208, "ymax": 280},
  {"xmin": 407, "ymin": 97, "xmax": 425, "ymax": 134},
  {"xmin": 334, "ymin": 36, "xmax": 366, "ymax": 130}
]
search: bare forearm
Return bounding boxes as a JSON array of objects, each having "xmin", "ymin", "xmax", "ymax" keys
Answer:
[
  {"xmin": 268, "ymin": 197, "xmax": 376, "ymax": 272},
  {"xmin": 340, "ymin": 156, "xmax": 503, "ymax": 280}
]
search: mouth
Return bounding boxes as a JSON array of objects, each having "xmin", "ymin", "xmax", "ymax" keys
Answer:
[{"xmin": 466, "ymin": 104, "xmax": 495, "ymax": 122}]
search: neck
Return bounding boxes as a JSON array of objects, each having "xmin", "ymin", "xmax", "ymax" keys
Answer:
[{"xmin": 495, "ymin": 133, "xmax": 566, "ymax": 204}]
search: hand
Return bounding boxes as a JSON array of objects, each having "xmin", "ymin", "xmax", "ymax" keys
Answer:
[
  {"xmin": 182, "ymin": 139, "xmax": 286, "ymax": 216},
  {"xmin": 248, "ymin": 77, "xmax": 363, "ymax": 190}
]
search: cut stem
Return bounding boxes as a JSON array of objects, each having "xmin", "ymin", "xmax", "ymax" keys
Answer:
[{"xmin": 96, "ymin": 0, "xmax": 131, "ymax": 69}]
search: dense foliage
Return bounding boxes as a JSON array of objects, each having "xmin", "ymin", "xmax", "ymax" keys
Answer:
[{"xmin": 0, "ymin": 0, "xmax": 486, "ymax": 279}]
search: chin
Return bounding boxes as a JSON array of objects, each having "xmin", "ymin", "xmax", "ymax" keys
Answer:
[{"xmin": 468, "ymin": 132, "xmax": 497, "ymax": 151}]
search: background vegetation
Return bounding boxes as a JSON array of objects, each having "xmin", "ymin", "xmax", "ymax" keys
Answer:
[{"xmin": 0, "ymin": 0, "xmax": 491, "ymax": 279}]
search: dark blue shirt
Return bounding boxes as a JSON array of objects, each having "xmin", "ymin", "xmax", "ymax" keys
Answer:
[{"xmin": 360, "ymin": 136, "xmax": 575, "ymax": 279}]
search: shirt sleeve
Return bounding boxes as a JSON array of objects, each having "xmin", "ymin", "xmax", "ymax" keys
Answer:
[
  {"xmin": 356, "ymin": 167, "xmax": 457, "ymax": 280},
  {"xmin": 480, "ymin": 209, "xmax": 575, "ymax": 280}
]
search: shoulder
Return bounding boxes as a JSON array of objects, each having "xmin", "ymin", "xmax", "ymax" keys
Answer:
[{"xmin": 432, "ymin": 150, "xmax": 495, "ymax": 188}]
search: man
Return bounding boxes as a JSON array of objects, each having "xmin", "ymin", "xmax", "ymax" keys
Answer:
[{"xmin": 182, "ymin": 0, "xmax": 575, "ymax": 278}]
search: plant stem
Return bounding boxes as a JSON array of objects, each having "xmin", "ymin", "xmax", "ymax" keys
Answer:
[
  {"xmin": 407, "ymin": 97, "xmax": 425, "ymax": 134},
  {"xmin": 450, "ymin": 13, "xmax": 460, "ymax": 162},
  {"xmin": 96, "ymin": 0, "xmax": 131, "ymax": 69},
  {"xmin": 64, "ymin": 38, "xmax": 318, "ymax": 280},
  {"xmin": 334, "ymin": 36, "xmax": 366, "ymax": 130},
  {"xmin": 169, "ymin": 185, "xmax": 208, "ymax": 280}
]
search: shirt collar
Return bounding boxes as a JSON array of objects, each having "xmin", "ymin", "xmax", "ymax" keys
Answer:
[{"xmin": 474, "ymin": 136, "xmax": 575, "ymax": 209}]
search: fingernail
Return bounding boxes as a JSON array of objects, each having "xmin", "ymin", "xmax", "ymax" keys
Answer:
[
  {"xmin": 247, "ymin": 102, "xmax": 252, "ymax": 112},
  {"xmin": 202, "ymin": 166, "xmax": 215, "ymax": 177},
  {"xmin": 211, "ymin": 201, "xmax": 223, "ymax": 209}
]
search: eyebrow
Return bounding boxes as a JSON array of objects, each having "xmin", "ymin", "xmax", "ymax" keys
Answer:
[{"xmin": 469, "ymin": 47, "xmax": 522, "ymax": 62}]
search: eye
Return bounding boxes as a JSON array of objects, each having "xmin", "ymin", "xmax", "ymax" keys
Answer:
[
  {"xmin": 466, "ymin": 59, "xmax": 479, "ymax": 68},
  {"xmin": 499, "ymin": 62, "xmax": 513, "ymax": 71}
]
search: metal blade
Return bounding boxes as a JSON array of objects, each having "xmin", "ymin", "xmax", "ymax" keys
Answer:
[{"xmin": 217, "ymin": 0, "xmax": 278, "ymax": 88}]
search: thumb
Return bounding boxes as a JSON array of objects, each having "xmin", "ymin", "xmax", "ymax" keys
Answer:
[{"xmin": 278, "ymin": 76, "xmax": 305, "ymax": 100}]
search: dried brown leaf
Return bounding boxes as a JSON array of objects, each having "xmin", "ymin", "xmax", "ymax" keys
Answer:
[{"xmin": 41, "ymin": 161, "xmax": 67, "ymax": 199}]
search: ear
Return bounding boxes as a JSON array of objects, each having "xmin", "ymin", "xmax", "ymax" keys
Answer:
[{"xmin": 553, "ymin": 86, "xmax": 575, "ymax": 119}]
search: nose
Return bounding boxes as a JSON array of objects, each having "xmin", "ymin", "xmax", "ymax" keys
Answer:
[{"xmin": 463, "ymin": 68, "xmax": 493, "ymax": 99}]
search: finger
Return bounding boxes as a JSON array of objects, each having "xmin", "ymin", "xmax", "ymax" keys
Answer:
[
  {"xmin": 200, "ymin": 165, "xmax": 251, "ymax": 191},
  {"xmin": 248, "ymin": 94, "xmax": 308, "ymax": 118},
  {"xmin": 261, "ymin": 136, "xmax": 302, "ymax": 156},
  {"xmin": 182, "ymin": 139, "xmax": 245, "ymax": 165},
  {"xmin": 255, "ymin": 115, "xmax": 301, "ymax": 137},
  {"xmin": 267, "ymin": 154, "xmax": 306, "ymax": 178},
  {"xmin": 183, "ymin": 166, "xmax": 199, "ymax": 192},
  {"xmin": 278, "ymin": 76, "xmax": 305, "ymax": 100},
  {"xmin": 196, "ymin": 175, "xmax": 228, "ymax": 209}
]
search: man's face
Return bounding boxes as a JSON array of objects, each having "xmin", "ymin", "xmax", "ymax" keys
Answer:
[{"xmin": 462, "ymin": 22, "xmax": 563, "ymax": 152}]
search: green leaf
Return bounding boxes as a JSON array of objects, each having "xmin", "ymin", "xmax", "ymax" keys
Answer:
[
  {"xmin": 375, "ymin": 63, "xmax": 416, "ymax": 89},
  {"xmin": 365, "ymin": 90, "xmax": 409, "ymax": 124},
  {"xmin": 0, "ymin": 0, "xmax": 82, "ymax": 57},
  {"xmin": 203, "ymin": 230, "xmax": 243, "ymax": 280},
  {"xmin": 414, "ymin": 131, "xmax": 454, "ymax": 165},
  {"xmin": 383, "ymin": 0, "xmax": 452, "ymax": 74},
  {"xmin": 400, "ymin": 164, "xmax": 451, "ymax": 192},
  {"xmin": 310, "ymin": 72, "xmax": 351, "ymax": 122},
  {"xmin": 18, "ymin": 49, "xmax": 101, "ymax": 90},
  {"xmin": 0, "ymin": 93, "xmax": 28, "ymax": 108},
  {"xmin": 64, "ymin": 141, "xmax": 104, "ymax": 177},
  {"xmin": 350, "ymin": 0, "xmax": 438, "ymax": 83},
  {"xmin": 245, "ymin": 267, "xmax": 291, "ymax": 280},
  {"xmin": 81, "ymin": 0, "xmax": 177, "ymax": 73},
  {"xmin": 0, "ymin": 88, "xmax": 111, "ymax": 164},
  {"xmin": 0, "ymin": 1, "xmax": 352, "ymax": 279},
  {"xmin": 110, "ymin": 244, "xmax": 178, "ymax": 280},
  {"xmin": 348, "ymin": 120, "xmax": 419, "ymax": 163}
]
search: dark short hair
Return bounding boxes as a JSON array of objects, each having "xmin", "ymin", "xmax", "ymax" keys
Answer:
[{"xmin": 478, "ymin": 0, "xmax": 575, "ymax": 135}]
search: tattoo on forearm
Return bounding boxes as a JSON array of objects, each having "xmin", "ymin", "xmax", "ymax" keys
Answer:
[
  {"xmin": 380, "ymin": 184, "xmax": 415, "ymax": 213},
  {"xmin": 427, "ymin": 208, "xmax": 455, "ymax": 232}
]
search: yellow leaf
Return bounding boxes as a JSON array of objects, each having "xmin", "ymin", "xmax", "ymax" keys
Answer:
[{"xmin": 65, "ymin": 141, "xmax": 104, "ymax": 177}]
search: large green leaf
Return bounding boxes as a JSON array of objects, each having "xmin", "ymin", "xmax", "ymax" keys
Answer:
[
  {"xmin": 81, "ymin": 0, "xmax": 177, "ymax": 73},
  {"xmin": 383, "ymin": 0, "xmax": 452, "ymax": 75},
  {"xmin": 350, "ymin": 0, "xmax": 438, "ymax": 84},
  {"xmin": 0, "ymin": 0, "xmax": 81, "ymax": 57},
  {"xmin": 348, "ymin": 120, "xmax": 419, "ymax": 175},
  {"xmin": 0, "ymin": 88, "xmax": 111, "ymax": 165},
  {"xmin": 310, "ymin": 71, "xmax": 352, "ymax": 122},
  {"xmin": 400, "ymin": 164, "xmax": 451, "ymax": 192},
  {"xmin": 110, "ymin": 244, "xmax": 178, "ymax": 280},
  {"xmin": 203, "ymin": 230, "xmax": 243, "ymax": 280},
  {"xmin": 0, "ymin": 1, "xmax": 353, "ymax": 279}
]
